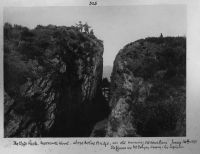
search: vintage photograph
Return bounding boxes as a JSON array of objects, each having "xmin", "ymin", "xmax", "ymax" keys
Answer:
[{"xmin": 4, "ymin": 5, "xmax": 186, "ymax": 137}]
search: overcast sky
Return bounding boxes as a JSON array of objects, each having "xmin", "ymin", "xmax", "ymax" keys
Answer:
[{"xmin": 4, "ymin": 5, "xmax": 186, "ymax": 66}]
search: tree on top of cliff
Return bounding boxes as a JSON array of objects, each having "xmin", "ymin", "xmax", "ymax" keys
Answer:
[{"xmin": 4, "ymin": 22, "xmax": 12, "ymax": 39}]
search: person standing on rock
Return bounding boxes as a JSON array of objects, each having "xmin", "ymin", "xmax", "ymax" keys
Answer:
[
  {"xmin": 76, "ymin": 21, "xmax": 83, "ymax": 32},
  {"xmin": 83, "ymin": 22, "xmax": 91, "ymax": 34}
]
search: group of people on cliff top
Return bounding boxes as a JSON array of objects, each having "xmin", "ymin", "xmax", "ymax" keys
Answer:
[{"xmin": 76, "ymin": 21, "xmax": 94, "ymax": 35}]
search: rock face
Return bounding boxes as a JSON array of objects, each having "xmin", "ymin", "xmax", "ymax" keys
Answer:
[
  {"xmin": 106, "ymin": 37, "xmax": 186, "ymax": 137},
  {"xmin": 4, "ymin": 23, "xmax": 106, "ymax": 137}
]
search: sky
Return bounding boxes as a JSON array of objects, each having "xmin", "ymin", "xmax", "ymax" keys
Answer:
[{"xmin": 4, "ymin": 5, "xmax": 186, "ymax": 66}]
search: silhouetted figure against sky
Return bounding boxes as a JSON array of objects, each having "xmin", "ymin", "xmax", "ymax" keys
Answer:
[
  {"xmin": 160, "ymin": 33, "xmax": 163, "ymax": 38},
  {"xmin": 90, "ymin": 29, "xmax": 94, "ymax": 35}
]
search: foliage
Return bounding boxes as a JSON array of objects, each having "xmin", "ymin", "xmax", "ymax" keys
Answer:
[
  {"xmin": 111, "ymin": 36, "xmax": 186, "ymax": 136},
  {"xmin": 4, "ymin": 22, "xmax": 103, "ymax": 96}
]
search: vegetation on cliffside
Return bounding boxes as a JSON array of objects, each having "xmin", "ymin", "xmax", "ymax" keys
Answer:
[
  {"xmin": 4, "ymin": 22, "xmax": 109, "ymax": 137},
  {"xmin": 4, "ymin": 22, "xmax": 186, "ymax": 137},
  {"xmin": 107, "ymin": 36, "xmax": 186, "ymax": 137}
]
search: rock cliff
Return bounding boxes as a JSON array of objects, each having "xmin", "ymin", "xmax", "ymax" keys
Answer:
[
  {"xmin": 4, "ymin": 23, "xmax": 107, "ymax": 137},
  {"xmin": 106, "ymin": 37, "xmax": 186, "ymax": 137}
]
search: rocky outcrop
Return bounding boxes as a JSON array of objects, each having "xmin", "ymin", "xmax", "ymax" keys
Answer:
[
  {"xmin": 106, "ymin": 37, "xmax": 186, "ymax": 137},
  {"xmin": 90, "ymin": 119, "xmax": 108, "ymax": 137},
  {"xmin": 4, "ymin": 23, "xmax": 106, "ymax": 137}
]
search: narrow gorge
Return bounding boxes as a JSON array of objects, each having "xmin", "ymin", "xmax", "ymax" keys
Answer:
[{"xmin": 4, "ymin": 23, "xmax": 186, "ymax": 137}]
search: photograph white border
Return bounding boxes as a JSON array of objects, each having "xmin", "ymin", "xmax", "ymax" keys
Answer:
[{"xmin": 0, "ymin": 0, "xmax": 200, "ymax": 154}]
